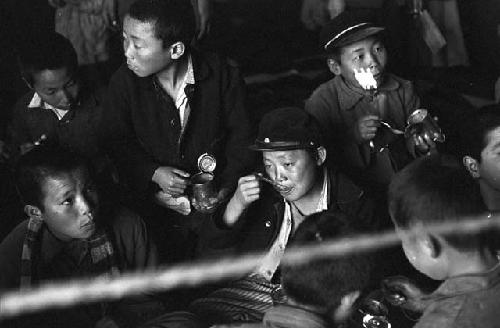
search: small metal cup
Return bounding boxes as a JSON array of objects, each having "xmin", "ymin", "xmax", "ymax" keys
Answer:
[
  {"xmin": 190, "ymin": 172, "xmax": 218, "ymax": 213},
  {"xmin": 404, "ymin": 109, "xmax": 445, "ymax": 143}
]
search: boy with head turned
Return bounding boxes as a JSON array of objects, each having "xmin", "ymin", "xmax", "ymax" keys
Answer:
[
  {"xmin": 388, "ymin": 154, "xmax": 500, "ymax": 328},
  {"xmin": 305, "ymin": 12, "xmax": 429, "ymax": 190},
  {"xmin": 0, "ymin": 146, "xmax": 165, "ymax": 327},
  {"xmin": 102, "ymin": 0, "xmax": 255, "ymax": 261}
]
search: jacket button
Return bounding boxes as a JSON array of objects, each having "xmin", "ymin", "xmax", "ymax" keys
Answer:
[
  {"xmin": 170, "ymin": 119, "xmax": 175, "ymax": 126},
  {"xmin": 265, "ymin": 220, "xmax": 271, "ymax": 228}
]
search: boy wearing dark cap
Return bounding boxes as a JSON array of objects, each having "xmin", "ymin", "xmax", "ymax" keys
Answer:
[
  {"xmin": 191, "ymin": 107, "xmax": 381, "ymax": 324},
  {"xmin": 305, "ymin": 12, "xmax": 422, "ymax": 190}
]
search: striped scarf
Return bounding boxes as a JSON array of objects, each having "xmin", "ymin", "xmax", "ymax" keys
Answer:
[{"xmin": 20, "ymin": 217, "xmax": 119, "ymax": 289}]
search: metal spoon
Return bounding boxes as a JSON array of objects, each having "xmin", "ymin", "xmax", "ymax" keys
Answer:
[
  {"xmin": 254, "ymin": 173, "xmax": 290, "ymax": 191},
  {"xmin": 380, "ymin": 121, "xmax": 404, "ymax": 135},
  {"xmin": 255, "ymin": 172, "xmax": 278, "ymax": 186}
]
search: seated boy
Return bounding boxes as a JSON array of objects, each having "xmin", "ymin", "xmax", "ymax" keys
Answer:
[
  {"xmin": 0, "ymin": 146, "xmax": 165, "ymax": 327},
  {"xmin": 305, "ymin": 12, "xmax": 424, "ymax": 189},
  {"xmin": 7, "ymin": 32, "xmax": 105, "ymax": 166},
  {"xmin": 388, "ymin": 154, "xmax": 500, "ymax": 328},
  {"xmin": 103, "ymin": 0, "xmax": 254, "ymax": 215},
  {"xmin": 102, "ymin": 0, "xmax": 255, "ymax": 262},
  {"xmin": 191, "ymin": 107, "xmax": 382, "ymax": 324}
]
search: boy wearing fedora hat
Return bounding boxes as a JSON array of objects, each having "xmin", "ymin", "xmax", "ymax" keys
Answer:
[
  {"xmin": 305, "ymin": 12, "xmax": 421, "ymax": 190},
  {"xmin": 192, "ymin": 107, "xmax": 382, "ymax": 324}
]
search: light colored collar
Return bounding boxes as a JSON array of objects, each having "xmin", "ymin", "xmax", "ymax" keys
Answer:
[
  {"xmin": 28, "ymin": 92, "xmax": 70, "ymax": 120},
  {"xmin": 28, "ymin": 92, "xmax": 55, "ymax": 110}
]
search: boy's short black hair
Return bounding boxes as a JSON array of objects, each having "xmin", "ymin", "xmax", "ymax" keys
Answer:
[
  {"xmin": 459, "ymin": 104, "xmax": 500, "ymax": 161},
  {"xmin": 17, "ymin": 32, "xmax": 78, "ymax": 87},
  {"xmin": 128, "ymin": 0, "xmax": 195, "ymax": 50},
  {"xmin": 281, "ymin": 211, "xmax": 375, "ymax": 314},
  {"xmin": 388, "ymin": 154, "xmax": 488, "ymax": 250},
  {"xmin": 15, "ymin": 146, "xmax": 88, "ymax": 209}
]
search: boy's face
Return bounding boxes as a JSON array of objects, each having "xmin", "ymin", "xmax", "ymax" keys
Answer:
[
  {"xmin": 397, "ymin": 227, "xmax": 446, "ymax": 280},
  {"xmin": 477, "ymin": 126, "xmax": 500, "ymax": 192},
  {"xmin": 122, "ymin": 16, "xmax": 173, "ymax": 77},
  {"xmin": 39, "ymin": 166, "xmax": 98, "ymax": 241},
  {"xmin": 32, "ymin": 67, "xmax": 79, "ymax": 110},
  {"xmin": 333, "ymin": 36, "xmax": 387, "ymax": 89},
  {"xmin": 263, "ymin": 149, "xmax": 321, "ymax": 202}
]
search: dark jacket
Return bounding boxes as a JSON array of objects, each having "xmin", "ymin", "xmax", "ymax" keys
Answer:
[
  {"xmin": 305, "ymin": 74, "xmax": 420, "ymax": 188},
  {"xmin": 198, "ymin": 167, "xmax": 384, "ymax": 257},
  {"xmin": 0, "ymin": 206, "xmax": 164, "ymax": 328},
  {"xmin": 102, "ymin": 50, "xmax": 256, "ymax": 196},
  {"xmin": 7, "ymin": 86, "xmax": 104, "ymax": 159}
]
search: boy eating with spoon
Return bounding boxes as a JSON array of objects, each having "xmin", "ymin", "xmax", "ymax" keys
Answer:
[{"xmin": 305, "ymin": 12, "xmax": 429, "ymax": 190}]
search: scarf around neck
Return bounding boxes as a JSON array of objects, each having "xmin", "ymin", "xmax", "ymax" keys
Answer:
[{"xmin": 20, "ymin": 217, "xmax": 119, "ymax": 289}]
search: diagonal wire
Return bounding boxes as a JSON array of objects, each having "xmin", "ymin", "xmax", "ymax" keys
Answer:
[{"xmin": 1, "ymin": 212, "xmax": 499, "ymax": 319}]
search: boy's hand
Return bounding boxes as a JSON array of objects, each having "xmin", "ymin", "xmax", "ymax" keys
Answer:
[
  {"xmin": 233, "ymin": 175, "xmax": 261, "ymax": 209},
  {"xmin": 152, "ymin": 166, "xmax": 190, "ymax": 197},
  {"xmin": 19, "ymin": 142, "xmax": 36, "ymax": 155},
  {"xmin": 406, "ymin": 129, "xmax": 437, "ymax": 158},
  {"xmin": 382, "ymin": 276, "xmax": 429, "ymax": 313},
  {"xmin": 355, "ymin": 115, "xmax": 380, "ymax": 144},
  {"xmin": 223, "ymin": 175, "xmax": 260, "ymax": 226},
  {"xmin": 154, "ymin": 190, "xmax": 191, "ymax": 215}
]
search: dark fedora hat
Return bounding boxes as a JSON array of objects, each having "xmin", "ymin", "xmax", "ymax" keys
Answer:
[
  {"xmin": 320, "ymin": 11, "xmax": 385, "ymax": 52},
  {"xmin": 250, "ymin": 107, "xmax": 323, "ymax": 151}
]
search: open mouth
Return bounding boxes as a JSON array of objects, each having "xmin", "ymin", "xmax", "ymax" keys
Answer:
[{"xmin": 274, "ymin": 185, "xmax": 293, "ymax": 195}]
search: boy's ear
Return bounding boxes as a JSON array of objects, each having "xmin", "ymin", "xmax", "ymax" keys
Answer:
[
  {"xmin": 327, "ymin": 58, "xmax": 341, "ymax": 76},
  {"xmin": 316, "ymin": 146, "xmax": 327, "ymax": 166},
  {"xmin": 419, "ymin": 233, "xmax": 441, "ymax": 259},
  {"xmin": 24, "ymin": 205, "xmax": 42, "ymax": 220},
  {"xmin": 463, "ymin": 156, "xmax": 480, "ymax": 178},
  {"xmin": 170, "ymin": 41, "xmax": 185, "ymax": 60}
]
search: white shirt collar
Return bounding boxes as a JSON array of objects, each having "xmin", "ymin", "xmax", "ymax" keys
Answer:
[{"xmin": 28, "ymin": 92, "xmax": 69, "ymax": 120}]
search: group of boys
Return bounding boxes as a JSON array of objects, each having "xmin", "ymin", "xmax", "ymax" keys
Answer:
[{"xmin": 1, "ymin": 0, "xmax": 500, "ymax": 327}]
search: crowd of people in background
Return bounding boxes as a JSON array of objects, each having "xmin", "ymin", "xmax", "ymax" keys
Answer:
[{"xmin": 1, "ymin": 0, "xmax": 500, "ymax": 327}]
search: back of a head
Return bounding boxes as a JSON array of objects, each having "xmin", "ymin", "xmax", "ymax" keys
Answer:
[
  {"xmin": 459, "ymin": 104, "xmax": 500, "ymax": 161},
  {"xmin": 281, "ymin": 211, "xmax": 375, "ymax": 314},
  {"xmin": 388, "ymin": 154, "xmax": 487, "ymax": 250},
  {"xmin": 17, "ymin": 32, "xmax": 78, "ymax": 86},
  {"xmin": 16, "ymin": 146, "xmax": 87, "ymax": 209},
  {"xmin": 128, "ymin": 0, "xmax": 195, "ymax": 48}
]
